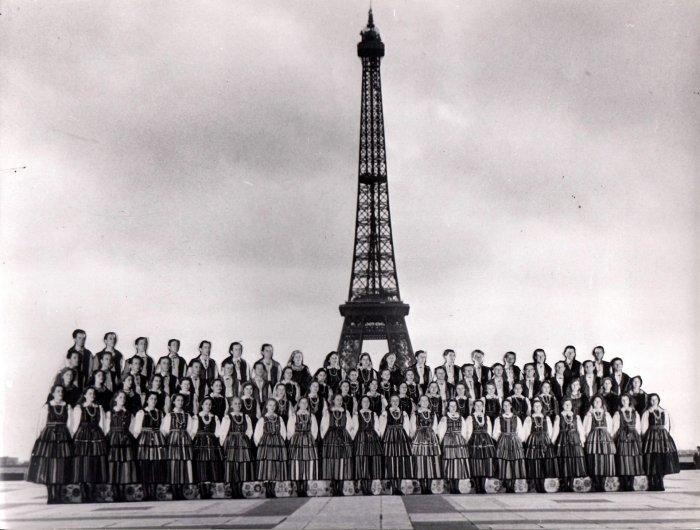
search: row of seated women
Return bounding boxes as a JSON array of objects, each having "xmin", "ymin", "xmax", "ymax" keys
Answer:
[{"xmin": 28, "ymin": 382, "xmax": 680, "ymax": 503}]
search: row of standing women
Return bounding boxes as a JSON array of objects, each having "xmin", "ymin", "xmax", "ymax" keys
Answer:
[{"xmin": 28, "ymin": 379, "xmax": 680, "ymax": 503}]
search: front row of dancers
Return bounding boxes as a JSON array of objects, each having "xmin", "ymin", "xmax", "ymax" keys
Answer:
[{"xmin": 28, "ymin": 384, "xmax": 680, "ymax": 502}]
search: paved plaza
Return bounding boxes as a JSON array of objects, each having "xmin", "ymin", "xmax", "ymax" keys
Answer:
[{"xmin": 1, "ymin": 471, "xmax": 699, "ymax": 529}]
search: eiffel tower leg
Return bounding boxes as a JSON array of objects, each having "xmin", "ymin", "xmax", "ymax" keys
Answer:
[
  {"xmin": 385, "ymin": 316, "xmax": 415, "ymax": 370},
  {"xmin": 338, "ymin": 316, "xmax": 364, "ymax": 372}
]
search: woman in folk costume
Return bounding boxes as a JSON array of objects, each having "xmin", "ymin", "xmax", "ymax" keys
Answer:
[
  {"xmin": 190, "ymin": 397, "xmax": 223, "ymax": 496},
  {"xmin": 218, "ymin": 397, "xmax": 254, "ymax": 499},
  {"xmin": 287, "ymin": 396, "xmax": 319, "ymax": 496},
  {"xmin": 627, "ymin": 376, "xmax": 648, "ymax": 416},
  {"xmin": 251, "ymin": 361, "xmax": 272, "ymax": 408},
  {"xmin": 641, "ymin": 393, "xmax": 680, "ymax": 491},
  {"xmin": 466, "ymin": 399, "xmax": 496, "ymax": 494},
  {"xmin": 254, "ymin": 398, "xmax": 289, "ymax": 496},
  {"xmin": 438, "ymin": 399, "xmax": 470, "ymax": 494},
  {"xmin": 598, "ymin": 377, "xmax": 620, "ymax": 415},
  {"xmin": 306, "ymin": 380, "xmax": 326, "ymax": 429},
  {"xmin": 483, "ymin": 382, "xmax": 501, "ymax": 425},
  {"xmin": 509, "ymin": 382, "xmax": 531, "ymax": 423},
  {"xmin": 56, "ymin": 368, "xmax": 81, "ymax": 407},
  {"xmin": 133, "ymin": 392, "xmax": 167, "ymax": 500},
  {"xmin": 493, "ymin": 397, "xmax": 527, "ymax": 493},
  {"xmin": 535, "ymin": 380, "xmax": 559, "ymax": 423},
  {"xmin": 272, "ymin": 383, "xmax": 293, "ymax": 426},
  {"xmin": 120, "ymin": 374, "xmax": 143, "ymax": 416},
  {"xmin": 288, "ymin": 349, "xmax": 313, "ymax": 397},
  {"xmin": 104, "ymin": 390, "xmax": 138, "ymax": 501},
  {"xmin": 321, "ymin": 393, "xmax": 355, "ymax": 496},
  {"xmin": 612, "ymin": 394, "xmax": 644, "ymax": 491},
  {"xmin": 346, "ymin": 368, "xmax": 363, "ymax": 402},
  {"xmin": 565, "ymin": 379, "xmax": 584, "ymax": 418},
  {"xmin": 583, "ymin": 395, "xmax": 616, "ymax": 491},
  {"xmin": 161, "ymin": 393, "xmax": 195, "ymax": 499},
  {"xmin": 324, "ymin": 351, "xmax": 346, "ymax": 396},
  {"xmin": 27, "ymin": 384, "xmax": 73, "ymax": 504},
  {"xmin": 353, "ymin": 395, "xmax": 384, "ymax": 495},
  {"xmin": 397, "ymin": 383, "xmax": 414, "ymax": 417},
  {"xmin": 433, "ymin": 366, "xmax": 455, "ymax": 405},
  {"xmin": 176, "ymin": 377, "xmax": 196, "ymax": 416},
  {"xmin": 221, "ymin": 362, "xmax": 240, "ymax": 411},
  {"xmin": 357, "ymin": 353, "xmax": 379, "ymax": 395},
  {"xmin": 314, "ymin": 368, "xmax": 331, "ymax": 403},
  {"xmin": 206, "ymin": 378, "xmax": 228, "ymax": 421},
  {"xmin": 379, "ymin": 394, "xmax": 415, "ymax": 494},
  {"xmin": 454, "ymin": 383, "xmax": 470, "ymax": 419},
  {"xmin": 379, "ymin": 351, "xmax": 404, "ymax": 390},
  {"xmin": 279, "ymin": 366, "xmax": 302, "ymax": 407},
  {"xmin": 404, "ymin": 369, "xmax": 421, "ymax": 405},
  {"xmin": 365, "ymin": 378, "xmax": 387, "ymax": 416},
  {"xmin": 70, "ymin": 386, "xmax": 109, "ymax": 501},
  {"xmin": 378, "ymin": 368, "xmax": 395, "ymax": 404},
  {"xmin": 240, "ymin": 382, "xmax": 262, "ymax": 426},
  {"xmin": 425, "ymin": 381, "xmax": 444, "ymax": 419},
  {"xmin": 91, "ymin": 370, "xmax": 114, "ymax": 413},
  {"xmin": 338, "ymin": 380, "xmax": 357, "ymax": 416},
  {"xmin": 410, "ymin": 395, "xmax": 442, "ymax": 493},
  {"xmin": 552, "ymin": 398, "xmax": 587, "ymax": 491},
  {"xmin": 522, "ymin": 398, "xmax": 556, "ymax": 493},
  {"xmin": 146, "ymin": 374, "xmax": 170, "ymax": 414}
]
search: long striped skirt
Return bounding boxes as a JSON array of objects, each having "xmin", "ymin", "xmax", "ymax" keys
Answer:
[
  {"xmin": 442, "ymin": 432, "xmax": 470, "ymax": 479},
  {"xmin": 107, "ymin": 429, "xmax": 139, "ymax": 484},
  {"xmin": 166, "ymin": 430, "xmax": 193, "ymax": 485},
  {"xmin": 616, "ymin": 430, "xmax": 644, "ymax": 477},
  {"xmin": 412, "ymin": 428, "xmax": 442, "ymax": 479},
  {"xmin": 73, "ymin": 424, "xmax": 108, "ymax": 483},
  {"xmin": 383, "ymin": 425, "xmax": 415, "ymax": 479},
  {"xmin": 136, "ymin": 428, "xmax": 167, "ymax": 484},
  {"xmin": 642, "ymin": 427, "xmax": 680, "ymax": 476},
  {"xmin": 223, "ymin": 432, "xmax": 255, "ymax": 483},
  {"xmin": 322, "ymin": 428, "xmax": 354, "ymax": 480},
  {"xmin": 257, "ymin": 432, "xmax": 288, "ymax": 481},
  {"xmin": 585, "ymin": 428, "xmax": 616, "ymax": 477},
  {"xmin": 27, "ymin": 425, "xmax": 73, "ymax": 485},
  {"xmin": 468, "ymin": 431, "xmax": 496, "ymax": 478},
  {"xmin": 193, "ymin": 431, "xmax": 223, "ymax": 483},
  {"xmin": 354, "ymin": 429, "xmax": 383, "ymax": 480},
  {"xmin": 555, "ymin": 430, "xmax": 587, "ymax": 478},
  {"xmin": 525, "ymin": 432, "xmax": 556, "ymax": 479},
  {"xmin": 496, "ymin": 434, "xmax": 527, "ymax": 480},
  {"xmin": 289, "ymin": 431, "xmax": 319, "ymax": 480}
]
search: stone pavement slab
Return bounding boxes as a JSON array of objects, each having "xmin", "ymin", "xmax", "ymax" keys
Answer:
[{"xmin": 0, "ymin": 471, "xmax": 698, "ymax": 529}]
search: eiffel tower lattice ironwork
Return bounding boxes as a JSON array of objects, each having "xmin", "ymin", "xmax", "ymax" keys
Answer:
[{"xmin": 337, "ymin": 9, "xmax": 415, "ymax": 371}]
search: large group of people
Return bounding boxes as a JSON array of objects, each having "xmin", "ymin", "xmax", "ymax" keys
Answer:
[{"xmin": 28, "ymin": 330, "xmax": 680, "ymax": 503}]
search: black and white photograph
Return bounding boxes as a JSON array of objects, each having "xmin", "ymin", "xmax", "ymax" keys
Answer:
[{"xmin": 0, "ymin": 1, "xmax": 698, "ymax": 528}]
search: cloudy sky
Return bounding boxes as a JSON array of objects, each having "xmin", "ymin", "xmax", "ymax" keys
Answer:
[{"xmin": 1, "ymin": 1, "xmax": 697, "ymax": 457}]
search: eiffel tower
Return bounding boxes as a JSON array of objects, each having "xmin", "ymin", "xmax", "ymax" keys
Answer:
[{"xmin": 337, "ymin": 9, "xmax": 414, "ymax": 371}]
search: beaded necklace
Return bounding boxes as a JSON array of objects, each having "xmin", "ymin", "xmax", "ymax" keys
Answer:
[
  {"xmin": 360, "ymin": 368, "xmax": 373, "ymax": 384},
  {"xmin": 231, "ymin": 413, "xmax": 244, "ymax": 425},
  {"xmin": 360, "ymin": 410, "xmax": 372, "ymax": 423},
  {"xmin": 147, "ymin": 408, "xmax": 159, "ymax": 422},
  {"xmin": 473, "ymin": 413, "xmax": 485, "ymax": 427},
  {"xmin": 389, "ymin": 408, "xmax": 401, "ymax": 421},
  {"xmin": 200, "ymin": 413, "xmax": 212, "ymax": 426},
  {"xmin": 84, "ymin": 403, "xmax": 97, "ymax": 418},
  {"xmin": 51, "ymin": 403, "xmax": 65, "ymax": 416}
]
